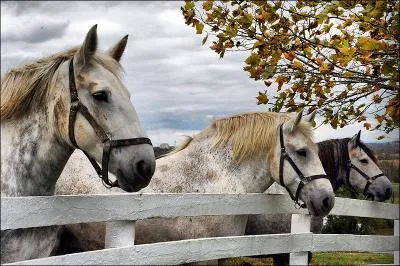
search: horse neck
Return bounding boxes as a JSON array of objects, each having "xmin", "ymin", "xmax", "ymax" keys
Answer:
[
  {"xmin": 148, "ymin": 134, "xmax": 272, "ymax": 194},
  {"xmin": 317, "ymin": 139, "xmax": 349, "ymax": 191},
  {"xmin": 1, "ymin": 97, "xmax": 73, "ymax": 197}
]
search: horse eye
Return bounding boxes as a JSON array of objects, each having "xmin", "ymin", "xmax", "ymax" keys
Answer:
[
  {"xmin": 296, "ymin": 149, "xmax": 307, "ymax": 157},
  {"xmin": 92, "ymin": 91, "xmax": 108, "ymax": 102},
  {"xmin": 360, "ymin": 159, "xmax": 368, "ymax": 164}
]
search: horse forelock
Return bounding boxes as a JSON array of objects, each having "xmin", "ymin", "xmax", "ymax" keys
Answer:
[{"xmin": 1, "ymin": 48, "xmax": 123, "ymax": 121}]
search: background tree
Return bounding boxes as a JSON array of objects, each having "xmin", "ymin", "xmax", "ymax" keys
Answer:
[{"xmin": 181, "ymin": 0, "xmax": 399, "ymax": 137}]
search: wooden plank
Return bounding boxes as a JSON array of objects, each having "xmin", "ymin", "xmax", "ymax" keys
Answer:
[
  {"xmin": 4, "ymin": 233, "xmax": 313, "ymax": 265},
  {"xmin": 290, "ymin": 214, "xmax": 311, "ymax": 265},
  {"xmin": 1, "ymin": 193, "xmax": 308, "ymax": 230},
  {"xmin": 1, "ymin": 194, "xmax": 398, "ymax": 230},
  {"xmin": 104, "ymin": 221, "xmax": 135, "ymax": 248},
  {"xmin": 330, "ymin": 197, "xmax": 399, "ymax": 220},
  {"xmin": 312, "ymin": 234, "xmax": 399, "ymax": 252}
]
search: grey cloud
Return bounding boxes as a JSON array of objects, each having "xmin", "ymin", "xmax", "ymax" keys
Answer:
[
  {"xmin": 2, "ymin": 19, "xmax": 69, "ymax": 44},
  {"xmin": 4, "ymin": 1, "xmax": 383, "ymax": 146}
]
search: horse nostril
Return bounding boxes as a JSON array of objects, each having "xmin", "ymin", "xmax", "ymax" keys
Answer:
[
  {"xmin": 135, "ymin": 160, "xmax": 154, "ymax": 180},
  {"xmin": 322, "ymin": 196, "xmax": 331, "ymax": 210},
  {"xmin": 386, "ymin": 187, "xmax": 392, "ymax": 197}
]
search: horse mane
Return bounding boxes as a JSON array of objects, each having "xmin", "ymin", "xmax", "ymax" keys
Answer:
[
  {"xmin": 206, "ymin": 111, "xmax": 313, "ymax": 161},
  {"xmin": 1, "ymin": 47, "xmax": 123, "ymax": 121},
  {"xmin": 317, "ymin": 138, "xmax": 378, "ymax": 190}
]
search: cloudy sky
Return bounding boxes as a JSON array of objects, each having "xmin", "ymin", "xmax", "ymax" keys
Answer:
[{"xmin": 1, "ymin": 1, "xmax": 398, "ymax": 145}]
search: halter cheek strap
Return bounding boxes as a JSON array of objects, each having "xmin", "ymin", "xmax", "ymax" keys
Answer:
[
  {"xmin": 345, "ymin": 159, "xmax": 385, "ymax": 198},
  {"xmin": 278, "ymin": 124, "xmax": 327, "ymax": 208},
  {"xmin": 68, "ymin": 58, "xmax": 152, "ymax": 188}
]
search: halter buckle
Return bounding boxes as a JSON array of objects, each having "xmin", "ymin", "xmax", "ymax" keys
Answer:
[
  {"xmin": 71, "ymin": 100, "xmax": 80, "ymax": 108},
  {"xmin": 294, "ymin": 202, "xmax": 302, "ymax": 209}
]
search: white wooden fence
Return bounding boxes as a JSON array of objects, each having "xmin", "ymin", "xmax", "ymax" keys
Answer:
[{"xmin": 1, "ymin": 193, "xmax": 399, "ymax": 265}]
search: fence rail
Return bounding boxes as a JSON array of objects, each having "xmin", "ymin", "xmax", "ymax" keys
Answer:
[
  {"xmin": 2, "ymin": 193, "xmax": 398, "ymax": 230},
  {"xmin": 2, "ymin": 193, "xmax": 399, "ymax": 265}
]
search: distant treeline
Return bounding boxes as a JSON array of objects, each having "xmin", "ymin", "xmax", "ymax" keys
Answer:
[
  {"xmin": 154, "ymin": 146, "xmax": 175, "ymax": 158},
  {"xmin": 368, "ymin": 141, "xmax": 399, "ymax": 183}
]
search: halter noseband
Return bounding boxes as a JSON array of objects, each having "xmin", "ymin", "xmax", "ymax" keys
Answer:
[
  {"xmin": 345, "ymin": 156, "xmax": 385, "ymax": 198},
  {"xmin": 68, "ymin": 58, "xmax": 152, "ymax": 188},
  {"xmin": 278, "ymin": 124, "xmax": 327, "ymax": 208}
]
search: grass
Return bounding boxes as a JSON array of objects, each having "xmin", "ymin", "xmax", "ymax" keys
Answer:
[
  {"xmin": 391, "ymin": 183, "xmax": 399, "ymax": 204},
  {"xmin": 221, "ymin": 252, "xmax": 394, "ymax": 265},
  {"xmin": 311, "ymin": 252, "xmax": 393, "ymax": 265}
]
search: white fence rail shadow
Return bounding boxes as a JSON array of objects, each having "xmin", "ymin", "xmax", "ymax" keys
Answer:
[{"xmin": 1, "ymin": 193, "xmax": 399, "ymax": 265}]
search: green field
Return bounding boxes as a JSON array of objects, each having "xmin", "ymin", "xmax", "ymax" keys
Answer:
[{"xmin": 222, "ymin": 252, "xmax": 394, "ymax": 265}]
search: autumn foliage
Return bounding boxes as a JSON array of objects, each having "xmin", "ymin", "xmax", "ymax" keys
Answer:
[{"xmin": 181, "ymin": 0, "xmax": 399, "ymax": 137}]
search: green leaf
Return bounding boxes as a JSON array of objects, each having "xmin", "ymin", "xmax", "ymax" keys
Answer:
[
  {"xmin": 202, "ymin": 33, "xmax": 209, "ymax": 45},
  {"xmin": 256, "ymin": 92, "xmax": 269, "ymax": 105},
  {"xmin": 184, "ymin": 1, "xmax": 195, "ymax": 10},
  {"xmin": 261, "ymin": 66, "xmax": 276, "ymax": 79},
  {"xmin": 381, "ymin": 62, "xmax": 396, "ymax": 75},
  {"xmin": 203, "ymin": 0, "xmax": 213, "ymax": 11},
  {"xmin": 196, "ymin": 22, "xmax": 204, "ymax": 34},
  {"xmin": 245, "ymin": 53, "xmax": 260, "ymax": 66}
]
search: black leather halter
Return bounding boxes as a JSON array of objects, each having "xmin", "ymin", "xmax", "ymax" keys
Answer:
[
  {"xmin": 278, "ymin": 124, "xmax": 327, "ymax": 208},
  {"xmin": 68, "ymin": 58, "xmax": 152, "ymax": 188},
  {"xmin": 345, "ymin": 157, "xmax": 385, "ymax": 198}
]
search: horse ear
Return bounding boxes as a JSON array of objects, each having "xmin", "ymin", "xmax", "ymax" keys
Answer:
[
  {"xmin": 349, "ymin": 130, "xmax": 361, "ymax": 148},
  {"xmin": 107, "ymin": 35, "xmax": 128, "ymax": 62},
  {"xmin": 304, "ymin": 110, "xmax": 316, "ymax": 123},
  {"xmin": 286, "ymin": 109, "xmax": 303, "ymax": 132},
  {"xmin": 76, "ymin": 24, "xmax": 98, "ymax": 67}
]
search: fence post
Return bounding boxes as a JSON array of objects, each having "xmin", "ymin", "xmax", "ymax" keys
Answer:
[
  {"xmin": 290, "ymin": 214, "xmax": 311, "ymax": 265},
  {"xmin": 395, "ymin": 219, "xmax": 399, "ymax": 265},
  {"xmin": 105, "ymin": 220, "xmax": 135, "ymax": 248}
]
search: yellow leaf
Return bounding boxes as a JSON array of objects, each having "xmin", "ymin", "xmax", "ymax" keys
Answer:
[
  {"xmin": 343, "ymin": 71, "xmax": 354, "ymax": 77},
  {"xmin": 319, "ymin": 62, "xmax": 331, "ymax": 74},
  {"xmin": 256, "ymin": 92, "xmax": 269, "ymax": 105},
  {"xmin": 245, "ymin": 53, "xmax": 260, "ymax": 66},
  {"xmin": 275, "ymin": 75, "xmax": 287, "ymax": 91},
  {"xmin": 202, "ymin": 0, "xmax": 213, "ymax": 11},
  {"xmin": 293, "ymin": 59, "xmax": 303, "ymax": 70},
  {"xmin": 196, "ymin": 22, "xmax": 204, "ymax": 34},
  {"xmin": 376, "ymin": 115, "xmax": 385, "ymax": 124},
  {"xmin": 339, "ymin": 47, "xmax": 351, "ymax": 55},
  {"xmin": 330, "ymin": 118, "xmax": 339, "ymax": 129},
  {"xmin": 363, "ymin": 122, "xmax": 371, "ymax": 130},
  {"xmin": 357, "ymin": 37, "xmax": 384, "ymax": 51},
  {"xmin": 253, "ymin": 41, "xmax": 265, "ymax": 48},
  {"xmin": 373, "ymin": 94, "xmax": 382, "ymax": 103}
]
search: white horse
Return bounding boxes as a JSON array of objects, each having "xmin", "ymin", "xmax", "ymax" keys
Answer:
[
  {"xmin": 1, "ymin": 25, "xmax": 155, "ymax": 263},
  {"xmin": 55, "ymin": 110, "xmax": 335, "ymax": 262},
  {"xmin": 245, "ymin": 131, "xmax": 394, "ymax": 265}
]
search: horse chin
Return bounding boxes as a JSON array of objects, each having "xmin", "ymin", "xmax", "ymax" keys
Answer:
[{"xmin": 116, "ymin": 170, "xmax": 148, "ymax": 193}]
